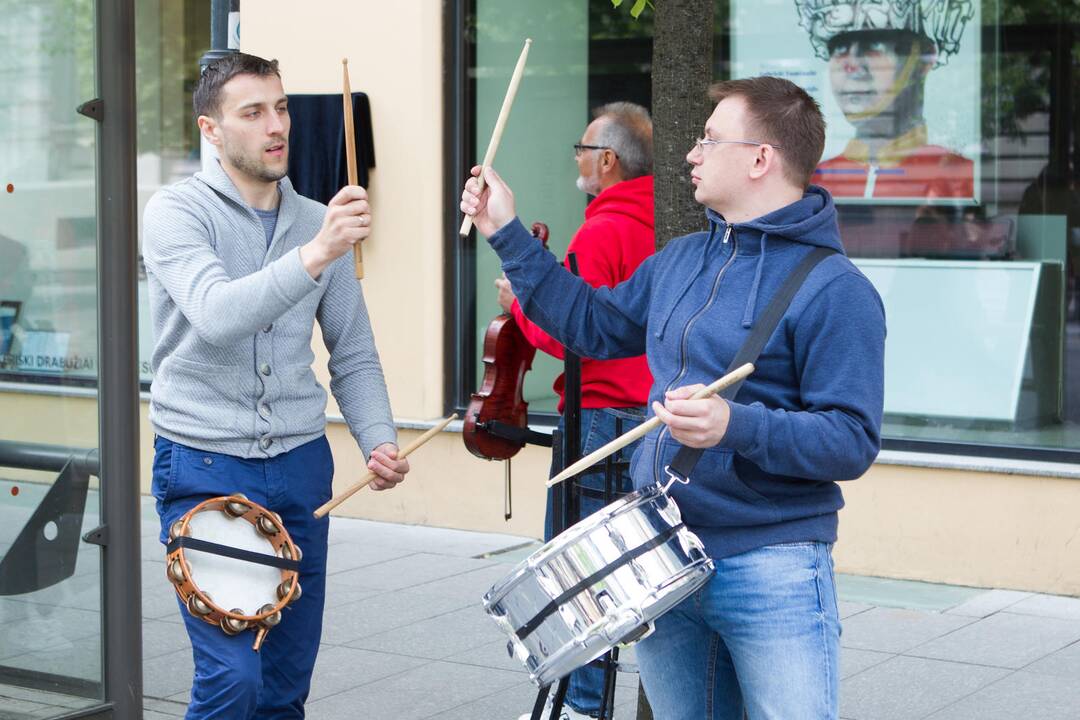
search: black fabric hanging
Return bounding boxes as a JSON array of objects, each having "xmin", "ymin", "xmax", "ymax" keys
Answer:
[
  {"xmin": 286, "ymin": 92, "xmax": 376, "ymax": 204},
  {"xmin": 666, "ymin": 246, "xmax": 836, "ymax": 483}
]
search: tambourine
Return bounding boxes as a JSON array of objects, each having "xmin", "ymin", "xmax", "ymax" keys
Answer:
[{"xmin": 166, "ymin": 494, "xmax": 302, "ymax": 651}]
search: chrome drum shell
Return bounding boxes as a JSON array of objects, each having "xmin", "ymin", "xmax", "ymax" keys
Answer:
[{"xmin": 483, "ymin": 483, "xmax": 714, "ymax": 687}]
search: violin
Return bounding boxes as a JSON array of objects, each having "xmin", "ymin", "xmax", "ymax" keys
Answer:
[{"xmin": 463, "ymin": 222, "xmax": 550, "ymax": 461}]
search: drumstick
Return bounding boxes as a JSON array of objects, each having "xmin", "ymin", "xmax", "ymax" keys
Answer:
[
  {"xmin": 313, "ymin": 414, "xmax": 457, "ymax": 518},
  {"xmin": 546, "ymin": 363, "xmax": 755, "ymax": 488},
  {"xmin": 459, "ymin": 38, "xmax": 532, "ymax": 237},
  {"xmin": 342, "ymin": 58, "xmax": 364, "ymax": 279}
]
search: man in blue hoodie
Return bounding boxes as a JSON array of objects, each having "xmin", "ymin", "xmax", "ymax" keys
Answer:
[{"xmin": 461, "ymin": 76, "xmax": 885, "ymax": 719}]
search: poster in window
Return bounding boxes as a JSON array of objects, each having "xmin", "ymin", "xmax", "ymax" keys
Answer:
[{"xmin": 731, "ymin": 0, "xmax": 980, "ymax": 205}]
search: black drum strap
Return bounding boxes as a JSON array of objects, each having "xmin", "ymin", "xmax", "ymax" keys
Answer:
[
  {"xmin": 514, "ymin": 522, "xmax": 685, "ymax": 641},
  {"xmin": 166, "ymin": 536, "xmax": 300, "ymax": 572}
]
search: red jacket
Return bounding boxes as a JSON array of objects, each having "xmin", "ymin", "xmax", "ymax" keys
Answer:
[{"xmin": 511, "ymin": 174, "xmax": 655, "ymax": 412}]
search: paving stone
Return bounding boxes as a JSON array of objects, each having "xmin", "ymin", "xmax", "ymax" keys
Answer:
[
  {"xmin": 307, "ymin": 645, "xmax": 430, "ymax": 701},
  {"xmin": 142, "ymin": 650, "xmax": 194, "ymax": 700},
  {"xmin": 924, "ymin": 671, "xmax": 1080, "ymax": 720},
  {"xmin": 142, "ymin": 697, "xmax": 188, "ymax": 717},
  {"xmin": 0, "ymin": 605, "xmax": 102, "ymax": 657},
  {"xmin": 1006, "ymin": 593, "xmax": 1080, "ymax": 621},
  {"xmin": 426, "ymin": 678, "xmax": 639, "ymax": 720},
  {"xmin": 1023, "ymin": 638, "xmax": 1080, "ymax": 678},
  {"xmin": 838, "ymin": 600, "xmax": 873, "ymax": 619},
  {"xmin": 0, "ymin": 684, "xmax": 97, "ymax": 711},
  {"xmin": 345, "ymin": 604, "xmax": 506, "ymax": 661},
  {"xmin": 408, "ymin": 561, "xmax": 517, "ymax": 607},
  {"xmin": 5, "ymin": 575, "xmax": 103, "ymax": 614},
  {"xmin": 141, "ymin": 619, "xmax": 192, "ymax": 661},
  {"xmin": 442, "ymin": 638, "xmax": 526, "ymax": 675},
  {"xmin": 320, "ymin": 586, "xmax": 476, "ymax": 644},
  {"xmin": 910, "ymin": 612, "xmax": 1080, "ymax": 669},
  {"xmin": 303, "ymin": 660, "xmax": 523, "ymax": 720},
  {"xmin": 3, "ymin": 633, "xmax": 101, "ymax": 682},
  {"xmin": 945, "ymin": 589, "xmax": 1032, "ymax": 617},
  {"xmin": 327, "ymin": 517, "xmax": 530, "ymax": 559},
  {"xmin": 328, "ymin": 552, "xmax": 498, "ymax": 592},
  {"xmin": 840, "ymin": 607, "xmax": 974, "ymax": 654},
  {"xmin": 145, "ymin": 711, "xmax": 181, "ymax": 720},
  {"xmin": 840, "ymin": 655, "xmax": 1009, "ymax": 720},
  {"xmin": 324, "ymin": 542, "xmax": 415, "ymax": 576},
  {"xmin": 836, "ymin": 575, "xmax": 983, "ymax": 612},
  {"xmin": 840, "ymin": 648, "xmax": 893, "ymax": 679}
]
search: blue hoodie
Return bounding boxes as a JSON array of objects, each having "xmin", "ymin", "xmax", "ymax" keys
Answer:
[{"xmin": 489, "ymin": 185, "xmax": 886, "ymax": 559}]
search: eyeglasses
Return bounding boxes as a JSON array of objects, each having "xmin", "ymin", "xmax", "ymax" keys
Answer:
[
  {"xmin": 694, "ymin": 137, "xmax": 782, "ymax": 151},
  {"xmin": 573, "ymin": 143, "xmax": 617, "ymax": 158}
]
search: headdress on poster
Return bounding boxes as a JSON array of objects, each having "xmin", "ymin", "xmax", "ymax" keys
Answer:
[{"xmin": 793, "ymin": 0, "xmax": 975, "ymax": 67}]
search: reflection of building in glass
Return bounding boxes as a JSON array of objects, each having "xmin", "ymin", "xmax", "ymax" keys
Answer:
[{"xmin": 794, "ymin": 0, "xmax": 976, "ymax": 200}]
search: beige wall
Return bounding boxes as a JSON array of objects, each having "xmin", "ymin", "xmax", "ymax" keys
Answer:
[
  {"xmin": 835, "ymin": 462, "xmax": 1080, "ymax": 596},
  {"xmin": 243, "ymin": 1, "xmax": 446, "ymax": 420}
]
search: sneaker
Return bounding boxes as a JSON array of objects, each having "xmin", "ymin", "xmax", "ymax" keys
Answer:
[{"xmin": 516, "ymin": 696, "xmax": 595, "ymax": 720}]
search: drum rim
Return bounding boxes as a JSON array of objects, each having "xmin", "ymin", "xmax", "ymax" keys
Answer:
[
  {"xmin": 483, "ymin": 482, "xmax": 669, "ymax": 606},
  {"xmin": 525, "ymin": 555, "xmax": 715, "ymax": 687},
  {"xmin": 167, "ymin": 494, "xmax": 300, "ymax": 623}
]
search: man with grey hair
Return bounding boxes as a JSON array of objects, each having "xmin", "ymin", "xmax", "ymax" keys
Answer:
[{"xmin": 498, "ymin": 102, "xmax": 655, "ymax": 720}]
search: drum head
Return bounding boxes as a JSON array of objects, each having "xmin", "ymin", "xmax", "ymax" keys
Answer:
[{"xmin": 186, "ymin": 510, "xmax": 282, "ymax": 616}]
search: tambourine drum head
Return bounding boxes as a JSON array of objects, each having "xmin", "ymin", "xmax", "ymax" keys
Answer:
[
  {"xmin": 185, "ymin": 510, "xmax": 282, "ymax": 616},
  {"xmin": 482, "ymin": 484, "xmax": 714, "ymax": 687}
]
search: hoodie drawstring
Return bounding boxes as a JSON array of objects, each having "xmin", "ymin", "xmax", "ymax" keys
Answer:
[{"xmin": 741, "ymin": 232, "xmax": 767, "ymax": 328}]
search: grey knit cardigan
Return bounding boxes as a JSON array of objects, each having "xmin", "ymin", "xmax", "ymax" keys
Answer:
[{"xmin": 142, "ymin": 160, "xmax": 396, "ymax": 459}]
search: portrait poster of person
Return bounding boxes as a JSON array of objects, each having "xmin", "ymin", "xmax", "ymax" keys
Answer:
[{"xmin": 731, "ymin": 0, "xmax": 980, "ymax": 204}]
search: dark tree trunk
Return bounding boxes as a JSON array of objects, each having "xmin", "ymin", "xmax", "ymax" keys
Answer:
[
  {"xmin": 651, "ymin": 0, "xmax": 716, "ymax": 249},
  {"xmin": 638, "ymin": 7, "xmax": 717, "ymax": 717}
]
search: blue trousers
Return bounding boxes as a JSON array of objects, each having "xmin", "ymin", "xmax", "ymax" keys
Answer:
[
  {"xmin": 546, "ymin": 406, "xmax": 646, "ymax": 717},
  {"xmin": 635, "ymin": 542, "xmax": 841, "ymax": 720},
  {"xmin": 152, "ymin": 435, "xmax": 334, "ymax": 719}
]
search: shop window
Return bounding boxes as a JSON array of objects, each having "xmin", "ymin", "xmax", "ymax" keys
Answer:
[
  {"xmin": 455, "ymin": 0, "xmax": 1080, "ymax": 457},
  {"xmin": 0, "ymin": 1, "xmax": 207, "ymax": 388}
]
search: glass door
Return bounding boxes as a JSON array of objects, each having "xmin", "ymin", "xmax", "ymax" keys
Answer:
[{"xmin": 0, "ymin": 1, "xmax": 137, "ymax": 717}]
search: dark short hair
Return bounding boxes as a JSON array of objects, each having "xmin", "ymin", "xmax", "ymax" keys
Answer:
[
  {"xmin": 192, "ymin": 52, "xmax": 281, "ymax": 120},
  {"xmin": 592, "ymin": 102, "xmax": 653, "ymax": 179},
  {"xmin": 708, "ymin": 76, "xmax": 826, "ymax": 188}
]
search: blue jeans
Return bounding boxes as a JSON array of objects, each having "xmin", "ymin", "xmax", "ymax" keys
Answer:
[
  {"xmin": 546, "ymin": 406, "xmax": 646, "ymax": 717},
  {"xmin": 152, "ymin": 435, "xmax": 334, "ymax": 720},
  {"xmin": 635, "ymin": 542, "xmax": 840, "ymax": 720}
]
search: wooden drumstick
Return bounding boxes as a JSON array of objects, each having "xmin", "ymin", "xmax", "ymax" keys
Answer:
[
  {"xmin": 546, "ymin": 363, "xmax": 755, "ymax": 488},
  {"xmin": 313, "ymin": 414, "xmax": 457, "ymax": 518},
  {"xmin": 342, "ymin": 58, "xmax": 364, "ymax": 279},
  {"xmin": 459, "ymin": 38, "xmax": 532, "ymax": 237}
]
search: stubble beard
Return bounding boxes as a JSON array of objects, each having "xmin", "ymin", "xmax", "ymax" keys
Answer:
[{"xmin": 224, "ymin": 139, "xmax": 289, "ymax": 184}]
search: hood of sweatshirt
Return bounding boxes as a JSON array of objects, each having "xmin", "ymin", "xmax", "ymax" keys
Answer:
[{"xmin": 704, "ymin": 185, "xmax": 844, "ymax": 328}]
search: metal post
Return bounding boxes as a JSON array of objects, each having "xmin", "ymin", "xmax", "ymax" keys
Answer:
[{"xmin": 96, "ymin": 0, "xmax": 141, "ymax": 716}]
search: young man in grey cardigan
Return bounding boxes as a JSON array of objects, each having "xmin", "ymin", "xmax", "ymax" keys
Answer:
[{"xmin": 142, "ymin": 53, "xmax": 407, "ymax": 719}]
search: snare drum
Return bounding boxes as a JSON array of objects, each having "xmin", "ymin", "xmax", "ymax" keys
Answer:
[
  {"xmin": 166, "ymin": 494, "xmax": 302, "ymax": 651},
  {"xmin": 483, "ymin": 483, "xmax": 713, "ymax": 687}
]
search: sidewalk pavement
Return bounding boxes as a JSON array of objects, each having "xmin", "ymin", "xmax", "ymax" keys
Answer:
[{"xmin": 141, "ymin": 501, "xmax": 1080, "ymax": 720}]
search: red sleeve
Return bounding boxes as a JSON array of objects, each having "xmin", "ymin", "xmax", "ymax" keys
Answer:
[
  {"xmin": 510, "ymin": 217, "xmax": 623, "ymax": 360},
  {"xmin": 511, "ymin": 298, "xmax": 564, "ymax": 359}
]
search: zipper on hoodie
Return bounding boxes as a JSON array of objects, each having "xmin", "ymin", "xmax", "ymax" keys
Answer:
[{"xmin": 653, "ymin": 223, "xmax": 737, "ymax": 484}]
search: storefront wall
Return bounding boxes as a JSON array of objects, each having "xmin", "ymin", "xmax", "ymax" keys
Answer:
[{"xmin": 4, "ymin": 0, "xmax": 1080, "ymax": 596}]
